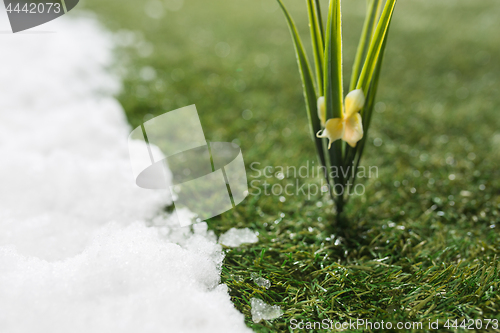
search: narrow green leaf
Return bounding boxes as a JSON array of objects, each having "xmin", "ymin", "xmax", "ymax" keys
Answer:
[
  {"xmin": 323, "ymin": 0, "xmax": 344, "ymax": 191},
  {"xmin": 356, "ymin": 0, "xmax": 396, "ymax": 94},
  {"xmin": 349, "ymin": 0, "xmax": 382, "ymax": 92},
  {"xmin": 306, "ymin": 0, "xmax": 324, "ymax": 93},
  {"xmin": 277, "ymin": 0, "xmax": 326, "ymax": 169},
  {"xmin": 313, "ymin": 0, "xmax": 325, "ymax": 44},
  {"xmin": 351, "ymin": 24, "xmax": 390, "ymax": 185},
  {"xmin": 323, "ymin": 0, "xmax": 343, "ymax": 120},
  {"xmin": 344, "ymin": 9, "xmax": 394, "ymax": 186}
]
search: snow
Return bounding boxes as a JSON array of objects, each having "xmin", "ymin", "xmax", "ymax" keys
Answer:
[
  {"xmin": 250, "ymin": 298, "xmax": 283, "ymax": 323},
  {"xmin": 219, "ymin": 228, "xmax": 259, "ymax": 247},
  {"xmin": 0, "ymin": 9, "xmax": 251, "ymax": 333}
]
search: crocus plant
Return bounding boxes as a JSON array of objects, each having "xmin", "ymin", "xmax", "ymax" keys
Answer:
[{"xmin": 277, "ymin": 0, "xmax": 397, "ymax": 218}]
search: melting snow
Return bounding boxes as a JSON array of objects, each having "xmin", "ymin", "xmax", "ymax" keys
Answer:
[
  {"xmin": 219, "ymin": 228, "xmax": 259, "ymax": 247},
  {"xmin": 251, "ymin": 273, "xmax": 271, "ymax": 289},
  {"xmin": 250, "ymin": 298, "xmax": 283, "ymax": 323},
  {"xmin": 0, "ymin": 10, "xmax": 250, "ymax": 333}
]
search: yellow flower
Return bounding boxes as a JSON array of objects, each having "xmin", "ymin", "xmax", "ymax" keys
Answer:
[{"xmin": 316, "ymin": 89, "xmax": 365, "ymax": 148}]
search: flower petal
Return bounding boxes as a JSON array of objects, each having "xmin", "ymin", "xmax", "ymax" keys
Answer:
[
  {"xmin": 317, "ymin": 96, "xmax": 326, "ymax": 126},
  {"xmin": 344, "ymin": 89, "xmax": 365, "ymax": 118},
  {"xmin": 316, "ymin": 118, "xmax": 344, "ymax": 149},
  {"xmin": 342, "ymin": 113, "xmax": 363, "ymax": 147}
]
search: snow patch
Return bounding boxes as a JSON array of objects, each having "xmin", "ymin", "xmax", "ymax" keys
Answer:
[
  {"xmin": 0, "ymin": 10, "xmax": 250, "ymax": 333},
  {"xmin": 219, "ymin": 228, "xmax": 259, "ymax": 247},
  {"xmin": 250, "ymin": 298, "xmax": 283, "ymax": 323}
]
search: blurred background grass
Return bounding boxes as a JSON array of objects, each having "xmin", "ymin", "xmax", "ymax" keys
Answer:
[{"xmin": 81, "ymin": 0, "xmax": 499, "ymax": 331}]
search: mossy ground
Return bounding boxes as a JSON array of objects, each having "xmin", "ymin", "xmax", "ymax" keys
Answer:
[{"xmin": 81, "ymin": 0, "xmax": 499, "ymax": 331}]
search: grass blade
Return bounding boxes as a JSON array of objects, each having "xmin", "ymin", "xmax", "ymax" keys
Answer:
[
  {"xmin": 349, "ymin": 0, "xmax": 382, "ymax": 91},
  {"xmin": 351, "ymin": 24, "xmax": 390, "ymax": 186},
  {"xmin": 307, "ymin": 0, "xmax": 325, "ymax": 93},
  {"xmin": 313, "ymin": 0, "xmax": 325, "ymax": 44},
  {"xmin": 356, "ymin": 0, "xmax": 396, "ymax": 94},
  {"xmin": 323, "ymin": 0, "xmax": 344, "ymax": 209},
  {"xmin": 323, "ymin": 0, "xmax": 343, "ymax": 120},
  {"xmin": 277, "ymin": 0, "xmax": 326, "ymax": 169}
]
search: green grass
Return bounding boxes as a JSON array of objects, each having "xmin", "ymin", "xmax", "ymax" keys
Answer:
[{"xmin": 80, "ymin": 0, "xmax": 500, "ymax": 331}]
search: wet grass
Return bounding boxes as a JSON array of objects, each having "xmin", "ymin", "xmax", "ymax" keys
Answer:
[{"xmin": 81, "ymin": 0, "xmax": 500, "ymax": 331}]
